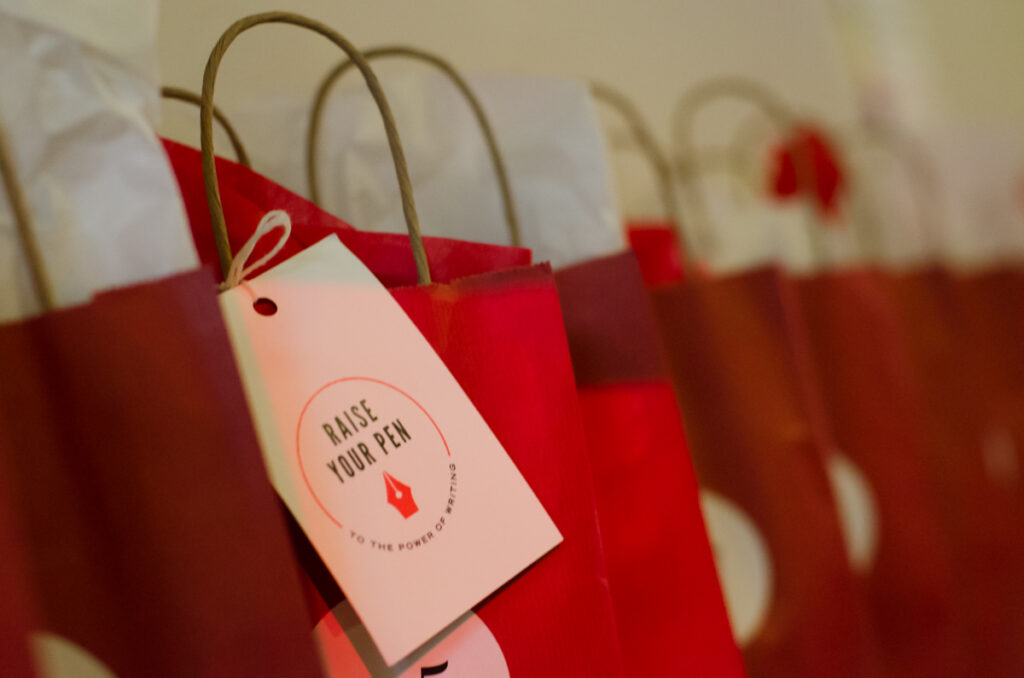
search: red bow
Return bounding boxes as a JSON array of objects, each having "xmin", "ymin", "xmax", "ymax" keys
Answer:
[{"xmin": 769, "ymin": 126, "xmax": 846, "ymax": 220}]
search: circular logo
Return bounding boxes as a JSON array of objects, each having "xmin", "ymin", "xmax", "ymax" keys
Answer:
[
  {"xmin": 826, "ymin": 452, "xmax": 880, "ymax": 574},
  {"xmin": 297, "ymin": 378, "xmax": 456, "ymax": 549},
  {"xmin": 700, "ymin": 489, "xmax": 774, "ymax": 647}
]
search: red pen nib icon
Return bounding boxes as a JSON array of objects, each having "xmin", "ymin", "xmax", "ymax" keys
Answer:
[{"xmin": 384, "ymin": 471, "xmax": 419, "ymax": 518}]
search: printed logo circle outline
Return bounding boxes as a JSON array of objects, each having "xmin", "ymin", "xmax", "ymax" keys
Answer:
[{"xmin": 296, "ymin": 376, "xmax": 451, "ymax": 530}]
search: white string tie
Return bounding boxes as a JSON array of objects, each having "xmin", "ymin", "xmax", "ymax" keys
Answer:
[{"xmin": 220, "ymin": 209, "xmax": 291, "ymax": 290}]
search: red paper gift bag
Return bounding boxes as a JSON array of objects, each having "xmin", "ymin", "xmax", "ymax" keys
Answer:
[
  {"xmin": 795, "ymin": 269, "xmax": 964, "ymax": 677},
  {"xmin": 883, "ymin": 268, "xmax": 1024, "ymax": 676},
  {"xmin": 555, "ymin": 251, "xmax": 744, "ymax": 677},
  {"xmin": 651, "ymin": 268, "xmax": 881, "ymax": 677},
  {"xmin": 0, "ymin": 269, "xmax": 324, "ymax": 677},
  {"xmin": 172, "ymin": 160, "xmax": 626, "ymax": 672},
  {"xmin": 166, "ymin": 16, "xmax": 625, "ymax": 668}
]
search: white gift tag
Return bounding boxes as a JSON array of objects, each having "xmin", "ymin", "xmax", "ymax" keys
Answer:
[{"xmin": 219, "ymin": 234, "xmax": 561, "ymax": 665}]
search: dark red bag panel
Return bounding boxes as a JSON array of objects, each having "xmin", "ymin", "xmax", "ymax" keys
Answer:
[
  {"xmin": 796, "ymin": 270, "xmax": 965, "ymax": 677},
  {"xmin": 162, "ymin": 139, "xmax": 531, "ymax": 287},
  {"xmin": 651, "ymin": 268, "xmax": 880, "ymax": 678},
  {"xmin": 624, "ymin": 220, "xmax": 686, "ymax": 287},
  {"xmin": 0, "ymin": 270, "xmax": 322, "ymax": 677},
  {"xmin": 950, "ymin": 269, "xmax": 1024, "ymax": 483},
  {"xmin": 556, "ymin": 252, "xmax": 744, "ymax": 677},
  {"xmin": 391, "ymin": 264, "xmax": 624, "ymax": 677},
  {"xmin": 884, "ymin": 268, "xmax": 1024, "ymax": 677},
  {"xmin": 556, "ymin": 251, "xmax": 667, "ymax": 385},
  {"xmin": 0, "ymin": 464, "xmax": 37, "ymax": 678},
  {"xmin": 950, "ymin": 270, "xmax": 1024, "ymax": 573}
]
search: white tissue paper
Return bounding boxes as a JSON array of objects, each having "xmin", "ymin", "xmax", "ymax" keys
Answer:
[
  {"xmin": 925, "ymin": 127, "xmax": 1024, "ymax": 270},
  {"xmin": 0, "ymin": 1, "xmax": 197, "ymax": 322},
  {"xmin": 279, "ymin": 72, "xmax": 623, "ymax": 268}
]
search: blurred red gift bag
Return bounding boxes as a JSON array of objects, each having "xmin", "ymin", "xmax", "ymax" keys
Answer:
[
  {"xmin": 0, "ymin": 122, "xmax": 322, "ymax": 677},
  {"xmin": 556, "ymin": 251, "xmax": 744, "ymax": 677},
  {"xmin": 651, "ymin": 268, "xmax": 882, "ymax": 677},
  {"xmin": 795, "ymin": 269, "xmax": 965, "ymax": 677},
  {"xmin": 171, "ymin": 17, "xmax": 624, "ymax": 675},
  {"xmin": 656, "ymin": 82, "xmax": 881, "ymax": 676},
  {"xmin": 883, "ymin": 268, "xmax": 1024, "ymax": 676}
]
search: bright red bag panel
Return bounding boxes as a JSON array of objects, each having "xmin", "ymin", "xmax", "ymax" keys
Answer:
[
  {"xmin": 556, "ymin": 252, "xmax": 743, "ymax": 677},
  {"xmin": 624, "ymin": 220, "xmax": 686, "ymax": 287},
  {"xmin": 390, "ymin": 264, "xmax": 624, "ymax": 677}
]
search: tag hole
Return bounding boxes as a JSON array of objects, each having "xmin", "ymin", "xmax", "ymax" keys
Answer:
[{"xmin": 253, "ymin": 297, "xmax": 278, "ymax": 316}]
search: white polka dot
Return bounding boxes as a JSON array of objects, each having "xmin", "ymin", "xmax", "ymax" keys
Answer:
[
  {"xmin": 32, "ymin": 633, "xmax": 116, "ymax": 678},
  {"xmin": 827, "ymin": 452, "xmax": 880, "ymax": 574},
  {"xmin": 700, "ymin": 489, "xmax": 774, "ymax": 647}
]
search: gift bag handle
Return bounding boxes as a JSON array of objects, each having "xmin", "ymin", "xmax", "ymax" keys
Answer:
[
  {"xmin": 671, "ymin": 77, "xmax": 796, "ymax": 182},
  {"xmin": 590, "ymin": 82, "xmax": 687, "ymax": 262},
  {"xmin": 162, "ymin": 86, "xmax": 252, "ymax": 169},
  {"xmin": 844, "ymin": 121, "xmax": 942, "ymax": 261},
  {"xmin": 671, "ymin": 77, "xmax": 821, "ymax": 262},
  {"xmin": 201, "ymin": 11, "xmax": 431, "ymax": 284},
  {"xmin": 306, "ymin": 45, "xmax": 520, "ymax": 247},
  {"xmin": 0, "ymin": 115, "xmax": 54, "ymax": 310}
]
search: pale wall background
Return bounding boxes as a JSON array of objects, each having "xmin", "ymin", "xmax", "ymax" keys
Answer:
[
  {"xmin": 155, "ymin": 1, "xmax": 1024, "ymax": 228},
  {"xmin": 156, "ymin": 0, "xmax": 859, "ymax": 216}
]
